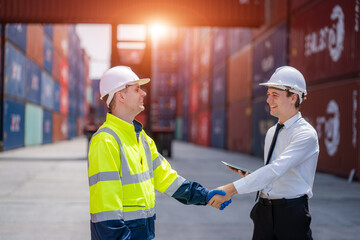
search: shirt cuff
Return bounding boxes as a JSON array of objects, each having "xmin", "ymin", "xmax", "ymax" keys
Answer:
[{"xmin": 233, "ymin": 178, "xmax": 247, "ymax": 195}]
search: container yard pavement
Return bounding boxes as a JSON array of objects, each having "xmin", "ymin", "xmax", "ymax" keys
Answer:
[{"xmin": 0, "ymin": 137, "xmax": 359, "ymax": 240}]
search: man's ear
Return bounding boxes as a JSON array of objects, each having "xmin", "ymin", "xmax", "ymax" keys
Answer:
[
  {"xmin": 115, "ymin": 91, "xmax": 125, "ymax": 103},
  {"xmin": 291, "ymin": 93, "xmax": 298, "ymax": 104}
]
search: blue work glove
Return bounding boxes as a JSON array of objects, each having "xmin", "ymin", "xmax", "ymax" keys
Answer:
[{"xmin": 207, "ymin": 189, "xmax": 232, "ymax": 210}]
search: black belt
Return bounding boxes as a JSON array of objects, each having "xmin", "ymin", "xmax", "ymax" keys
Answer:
[{"xmin": 258, "ymin": 195, "xmax": 308, "ymax": 206}]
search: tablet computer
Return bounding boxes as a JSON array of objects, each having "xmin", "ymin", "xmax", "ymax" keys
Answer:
[{"xmin": 221, "ymin": 161, "xmax": 252, "ymax": 174}]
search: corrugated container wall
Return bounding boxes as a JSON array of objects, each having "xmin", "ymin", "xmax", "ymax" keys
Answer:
[
  {"xmin": 43, "ymin": 110, "xmax": 53, "ymax": 144},
  {"xmin": 26, "ymin": 24, "xmax": 44, "ymax": 67},
  {"xmin": 228, "ymin": 45, "xmax": 253, "ymax": 103},
  {"xmin": 1, "ymin": 23, "xmax": 89, "ymax": 150},
  {"xmin": 301, "ymin": 79, "xmax": 360, "ymax": 178},
  {"xmin": 252, "ymin": 23, "xmax": 287, "ymax": 98},
  {"xmin": 211, "ymin": 107, "xmax": 226, "ymax": 149},
  {"xmin": 3, "ymin": 99, "xmax": 25, "ymax": 150},
  {"xmin": 212, "ymin": 28, "xmax": 227, "ymax": 67},
  {"xmin": 5, "ymin": 42, "xmax": 26, "ymax": 100},
  {"xmin": 25, "ymin": 103, "xmax": 43, "ymax": 146},
  {"xmin": 53, "ymin": 25, "xmax": 68, "ymax": 58},
  {"xmin": 212, "ymin": 61, "xmax": 227, "ymax": 108},
  {"xmin": 25, "ymin": 59, "xmax": 41, "ymax": 105},
  {"xmin": 227, "ymin": 28, "xmax": 252, "ymax": 56},
  {"xmin": 43, "ymin": 35, "xmax": 53, "ymax": 74},
  {"xmin": 227, "ymin": 100, "xmax": 252, "ymax": 153},
  {"xmin": 5, "ymin": 24, "xmax": 27, "ymax": 52},
  {"xmin": 290, "ymin": 0, "xmax": 360, "ymax": 84}
]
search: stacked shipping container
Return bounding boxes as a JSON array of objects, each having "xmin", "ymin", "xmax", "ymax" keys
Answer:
[
  {"xmin": 169, "ymin": 0, "xmax": 360, "ymax": 179},
  {"xmin": 1, "ymin": 23, "xmax": 89, "ymax": 150}
]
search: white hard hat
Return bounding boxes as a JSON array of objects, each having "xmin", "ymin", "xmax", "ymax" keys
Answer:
[
  {"xmin": 259, "ymin": 66, "xmax": 307, "ymax": 103},
  {"xmin": 100, "ymin": 66, "xmax": 150, "ymax": 107}
]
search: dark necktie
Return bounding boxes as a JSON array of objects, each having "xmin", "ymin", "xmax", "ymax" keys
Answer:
[{"xmin": 255, "ymin": 123, "xmax": 284, "ymax": 201}]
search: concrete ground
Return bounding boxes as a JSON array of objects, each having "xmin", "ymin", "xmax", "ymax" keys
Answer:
[{"xmin": 0, "ymin": 136, "xmax": 359, "ymax": 240}]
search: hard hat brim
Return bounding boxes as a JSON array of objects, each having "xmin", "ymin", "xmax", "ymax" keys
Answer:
[
  {"xmin": 259, "ymin": 82, "xmax": 288, "ymax": 90},
  {"xmin": 137, "ymin": 78, "xmax": 150, "ymax": 85}
]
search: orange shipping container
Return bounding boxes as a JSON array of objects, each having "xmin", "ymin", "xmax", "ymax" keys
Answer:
[
  {"xmin": 26, "ymin": 24, "xmax": 44, "ymax": 67},
  {"xmin": 197, "ymin": 111, "xmax": 210, "ymax": 146},
  {"xmin": 53, "ymin": 49, "xmax": 61, "ymax": 81},
  {"xmin": 228, "ymin": 45, "xmax": 253, "ymax": 103},
  {"xmin": 53, "ymin": 112, "xmax": 68, "ymax": 142},
  {"xmin": 60, "ymin": 85, "xmax": 69, "ymax": 115},
  {"xmin": 60, "ymin": 58, "xmax": 69, "ymax": 87},
  {"xmin": 53, "ymin": 24, "xmax": 68, "ymax": 58},
  {"xmin": 227, "ymin": 100, "xmax": 252, "ymax": 153}
]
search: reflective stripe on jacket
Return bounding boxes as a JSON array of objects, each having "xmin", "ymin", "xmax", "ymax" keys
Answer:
[{"xmin": 88, "ymin": 113, "xmax": 184, "ymax": 227}]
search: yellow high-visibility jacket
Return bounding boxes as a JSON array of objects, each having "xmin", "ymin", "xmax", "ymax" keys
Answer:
[{"xmin": 88, "ymin": 113, "xmax": 209, "ymax": 240}]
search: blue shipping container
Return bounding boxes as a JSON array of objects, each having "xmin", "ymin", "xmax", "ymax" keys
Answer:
[
  {"xmin": 211, "ymin": 107, "xmax": 226, "ymax": 149},
  {"xmin": 251, "ymin": 96, "xmax": 277, "ymax": 157},
  {"xmin": 252, "ymin": 24, "xmax": 287, "ymax": 98},
  {"xmin": 54, "ymin": 81, "xmax": 60, "ymax": 112},
  {"xmin": 43, "ymin": 35, "xmax": 53, "ymax": 74},
  {"xmin": 3, "ymin": 98, "xmax": 25, "ymax": 150},
  {"xmin": 44, "ymin": 25, "xmax": 53, "ymax": 39},
  {"xmin": 68, "ymin": 116, "xmax": 77, "ymax": 139},
  {"xmin": 182, "ymin": 116, "xmax": 189, "ymax": 142},
  {"xmin": 5, "ymin": 42, "xmax": 26, "ymax": 99},
  {"xmin": 5, "ymin": 24, "xmax": 27, "ymax": 52},
  {"xmin": 212, "ymin": 28, "xmax": 227, "ymax": 67},
  {"xmin": 68, "ymin": 91, "xmax": 77, "ymax": 117},
  {"xmin": 43, "ymin": 110, "xmax": 53, "ymax": 144},
  {"xmin": 228, "ymin": 28, "xmax": 252, "ymax": 56},
  {"xmin": 26, "ymin": 59, "xmax": 42, "ymax": 105},
  {"xmin": 212, "ymin": 62, "xmax": 227, "ymax": 108},
  {"xmin": 41, "ymin": 71, "xmax": 54, "ymax": 110}
]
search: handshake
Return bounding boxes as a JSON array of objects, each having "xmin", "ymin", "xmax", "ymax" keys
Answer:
[{"xmin": 206, "ymin": 183, "xmax": 237, "ymax": 210}]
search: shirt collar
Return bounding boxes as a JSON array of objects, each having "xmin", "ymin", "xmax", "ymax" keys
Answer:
[
  {"xmin": 106, "ymin": 112, "xmax": 144, "ymax": 131},
  {"xmin": 281, "ymin": 112, "xmax": 302, "ymax": 129}
]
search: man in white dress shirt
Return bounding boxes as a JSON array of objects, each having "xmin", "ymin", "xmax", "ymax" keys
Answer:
[{"xmin": 212, "ymin": 66, "xmax": 319, "ymax": 240}]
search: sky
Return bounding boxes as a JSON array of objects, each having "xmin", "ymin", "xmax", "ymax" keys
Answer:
[
  {"xmin": 76, "ymin": 24, "xmax": 111, "ymax": 80},
  {"xmin": 75, "ymin": 24, "xmax": 149, "ymax": 80}
]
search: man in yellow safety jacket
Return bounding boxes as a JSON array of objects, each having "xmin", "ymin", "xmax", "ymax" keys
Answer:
[{"xmin": 88, "ymin": 66, "xmax": 231, "ymax": 240}]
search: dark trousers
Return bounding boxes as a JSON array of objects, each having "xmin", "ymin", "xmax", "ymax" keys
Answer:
[{"xmin": 250, "ymin": 195, "xmax": 312, "ymax": 240}]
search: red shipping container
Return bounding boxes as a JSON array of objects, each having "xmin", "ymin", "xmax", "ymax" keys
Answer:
[
  {"xmin": 290, "ymin": 0, "xmax": 360, "ymax": 84},
  {"xmin": 199, "ymin": 35, "xmax": 212, "ymax": 75},
  {"xmin": 176, "ymin": 90, "xmax": 183, "ymax": 117},
  {"xmin": 60, "ymin": 58, "xmax": 69, "ymax": 87},
  {"xmin": 189, "ymin": 82, "xmax": 199, "ymax": 114},
  {"xmin": 190, "ymin": 114, "xmax": 197, "ymax": 144},
  {"xmin": 53, "ymin": 112, "xmax": 68, "ymax": 142},
  {"xmin": 301, "ymin": 79, "xmax": 360, "ymax": 178},
  {"xmin": 227, "ymin": 100, "xmax": 252, "ymax": 153},
  {"xmin": 60, "ymin": 85, "xmax": 69, "ymax": 115},
  {"xmin": 190, "ymin": 28, "xmax": 201, "ymax": 81},
  {"xmin": 198, "ymin": 73, "xmax": 211, "ymax": 112},
  {"xmin": 197, "ymin": 111, "xmax": 210, "ymax": 146},
  {"xmin": 291, "ymin": 0, "xmax": 316, "ymax": 13},
  {"xmin": 77, "ymin": 116, "xmax": 84, "ymax": 136},
  {"xmin": 26, "ymin": 24, "xmax": 44, "ymax": 67},
  {"xmin": 228, "ymin": 44, "xmax": 253, "ymax": 103},
  {"xmin": 53, "ymin": 24, "xmax": 68, "ymax": 58},
  {"xmin": 252, "ymin": 0, "xmax": 288, "ymax": 40}
]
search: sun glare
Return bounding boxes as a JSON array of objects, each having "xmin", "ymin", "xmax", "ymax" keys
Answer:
[{"xmin": 150, "ymin": 24, "xmax": 168, "ymax": 39}]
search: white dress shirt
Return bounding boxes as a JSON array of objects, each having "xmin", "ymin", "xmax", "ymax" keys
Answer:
[{"xmin": 233, "ymin": 112, "xmax": 319, "ymax": 199}]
